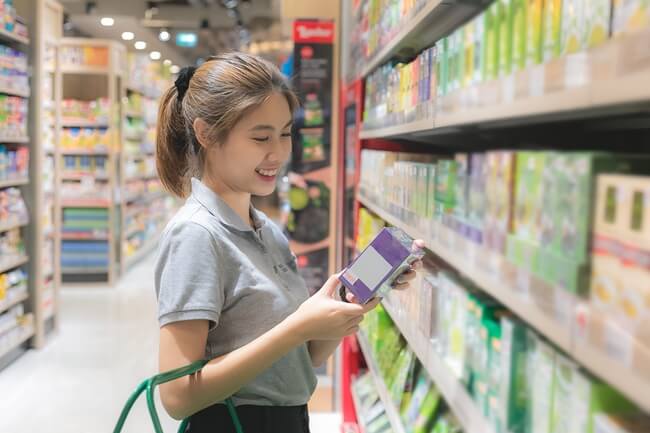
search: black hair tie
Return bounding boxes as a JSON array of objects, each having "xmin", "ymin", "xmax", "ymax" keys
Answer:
[{"xmin": 174, "ymin": 66, "xmax": 197, "ymax": 101}]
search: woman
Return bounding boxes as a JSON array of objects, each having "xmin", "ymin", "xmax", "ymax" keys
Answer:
[{"xmin": 154, "ymin": 52, "xmax": 422, "ymax": 433}]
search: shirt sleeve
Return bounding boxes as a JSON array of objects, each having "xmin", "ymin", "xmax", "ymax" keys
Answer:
[{"xmin": 154, "ymin": 221, "xmax": 224, "ymax": 330}]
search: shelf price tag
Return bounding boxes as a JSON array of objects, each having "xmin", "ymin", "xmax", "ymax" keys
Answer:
[
  {"xmin": 516, "ymin": 267, "xmax": 532, "ymax": 301},
  {"xmin": 502, "ymin": 75, "xmax": 516, "ymax": 103},
  {"xmin": 565, "ymin": 53, "xmax": 589, "ymax": 88}
]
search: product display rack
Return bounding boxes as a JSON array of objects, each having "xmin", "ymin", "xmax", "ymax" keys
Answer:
[
  {"xmin": 0, "ymin": 0, "xmax": 35, "ymax": 368},
  {"xmin": 340, "ymin": 0, "xmax": 650, "ymax": 430},
  {"xmin": 54, "ymin": 38, "xmax": 126, "ymax": 286}
]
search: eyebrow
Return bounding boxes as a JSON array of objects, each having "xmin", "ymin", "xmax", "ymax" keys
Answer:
[{"xmin": 250, "ymin": 120, "xmax": 293, "ymax": 132}]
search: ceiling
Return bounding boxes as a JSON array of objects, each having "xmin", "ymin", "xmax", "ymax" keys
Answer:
[{"xmin": 60, "ymin": 0, "xmax": 288, "ymax": 66}]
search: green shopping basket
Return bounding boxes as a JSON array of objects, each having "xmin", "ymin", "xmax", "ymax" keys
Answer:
[{"xmin": 113, "ymin": 358, "xmax": 244, "ymax": 433}]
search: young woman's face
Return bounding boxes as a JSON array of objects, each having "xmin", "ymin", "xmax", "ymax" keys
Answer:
[{"xmin": 203, "ymin": 92, "xmax": 293, "ymax": 197}]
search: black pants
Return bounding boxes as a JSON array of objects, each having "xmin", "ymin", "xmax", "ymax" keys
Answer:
[{"xmin": 186, "ymin": 403, "xmax": 310, "ymax": 433}]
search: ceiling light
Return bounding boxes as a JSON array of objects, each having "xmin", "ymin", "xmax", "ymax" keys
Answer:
[
  {"xmin": 134, "ymin": 41, "xmax": 147, "ymax": 50},
  {"xmin": 159, "ymin": 29, "xmax": 171, "ymax": 42},
  {"xmin": 170, "ymin": 65, "xmax": 180, "ymax": 74},
  {"xmin": 163, "ymin": 59, "xmax": 172, "ymax": 66},
  {"xmin": 121, "ymin": 31, "xmax": 135, "ymax": 41},
  {"xmin": 149, "ymin": 51, "xmax": 161, "ymax": 60},
  {"xmin": 100, "ymin": 17, "xmax": 114, "ymax": 27}
]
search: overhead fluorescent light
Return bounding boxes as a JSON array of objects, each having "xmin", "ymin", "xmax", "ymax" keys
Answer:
[
  {"xmin": 170, "ymin": 65, "xmax": 180, "ymax": 74},
  {"xmin": 159, "ymin": 29, "xmax": 171, "ymax": 42},
  {"xmin": 134, "ymin": 41, "xmax": 147, "ymax": 50},
  {"xmin": 100, "ymin": 17, "xmax": 114, "ymax": 27},
  {"xmin": 121, "ymin": 31, "xmax": 135, "ymax": 41},
  {"xmin": 163, "ymin": 59, "xmax": 172, "ymax": 66},
  {"xmin": 150, "ymin": 51, "xmax": 161, "ymax": 60}
]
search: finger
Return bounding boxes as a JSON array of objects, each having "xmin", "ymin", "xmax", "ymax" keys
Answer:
[
  {"xmin": 346, "ymin": 292, "xmax": 361, "ymax": 304},
  {"xmin": 345, "ymin": 325, "xmax": 360, "ymax": 335},
  {"xmin": 412, "ymin": 239, "xmax": 425, "ymax": 251},
  {"xmin": 394, "ymin": 270, "xmax": 416, "ymax": 285},
  {"xmin": 411, "ymin": 260, "xmax": 423, "ymax": 270},
  {"xmin": 339, "ymin": 302, "xmax": 366, "ymax": 316},
  {"xmin": 320, "ymin": 272, "xmax": 343, "ymax": 297},
  {"xmin": 346, "ymin": 314, "xmax": 364, "ymax": 326},
  {"xmin": 393, "ymin": 282, "xmax": 410, "ymax": 291}
]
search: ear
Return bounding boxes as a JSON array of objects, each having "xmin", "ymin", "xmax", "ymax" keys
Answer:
[{"xmin": 193, "ymin": 118, "xmax": 211, "ymax": 149}]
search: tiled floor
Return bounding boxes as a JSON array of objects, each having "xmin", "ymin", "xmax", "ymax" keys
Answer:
[{"xmin": 0, "ymin": 254, "xmax": 341, "ymax": 433}]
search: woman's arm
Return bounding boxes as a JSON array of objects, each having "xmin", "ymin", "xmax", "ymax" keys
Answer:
[
  {"xmin": 308, "ymin": 339, "xmax": 342, "ymax": 368},
  {"xmin": 159, "ymin": 274, "xmax": 378, "ymax": 420}
]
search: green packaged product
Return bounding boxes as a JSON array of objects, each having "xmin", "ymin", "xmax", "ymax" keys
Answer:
[
  {"xmin": 512, "ymin": 0, "xmax": 528, "ymax": 71},
  {"xmin": 584, "ymin": 0, "xmax": 612, "ymax": 48},
  {"xmin": 562, "ymin": 0, "xmax": 586, "ymax": 54},
  {"xmin": 551, "ymin": 354, "xmax": 580, "ymax": 433},
  {"xmin": 486, "ymin": 1, "xmax": 502, "ymax": 79},
  {"xmin": 499, "ymin": 317, "xmax": 530, "ymax": 433},
  {"xmin": 474, "ymin": 13, "xmax": 486, "ymax": 84},
  {"xmin": 543, "ymin": 0, "xmax": 564, "ymax": 61},
  {"xmin": 527, "ymin": 0, "xmax": 545, "ymax": 65},
  {"xmin": 499, "ymin": 0, "xmax": 515, "ymax": 76},
  {"xmin": 403, "ymin": 370, "xmax": 433, "ymax": 425},
  {"xmin": 513, "ymin": 152, "xmax": 546, "ymax": 242},
  {"xmin": 431, "ymin": 413, "xmax": 463, "ymax": 433},
  {"xmin": 435, "ymin": 159, "xmax": 458, "ymax": 214},
  {"xmin": 529, "ymin": 335, "xmax": 557, "ymax": 433},
  {"xmin": 413, "ymin": 389, "xmax": 442, "ymax": 433}
]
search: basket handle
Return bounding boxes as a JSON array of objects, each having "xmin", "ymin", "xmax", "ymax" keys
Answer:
[{"xmin": 113, "ymin": 359, "xmax": 244, "ymax": 433}]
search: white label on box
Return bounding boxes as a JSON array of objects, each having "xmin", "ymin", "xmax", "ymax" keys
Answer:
[
  {"xmin": 530, "ymin": 65, "xmax": 545, "ymax": 97},
  {"xmin": 347, "ymin": 246, "xmax": 392, "ymax": 290},
  {"xmin": 565, "ymin": 53, "xmax": 589, "ymax": 88},
  {"xmin": 502, "ymin": 75, "xmax": 515, "ymax": 103},
  {"xmin": 604, "ymin": 318, "xmax": 633, "ymax": 367}
]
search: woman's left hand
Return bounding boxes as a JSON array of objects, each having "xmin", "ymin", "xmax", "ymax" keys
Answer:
[{"xmin": 344, "ymin": 239, "xmax": 425, "ymax": 303}]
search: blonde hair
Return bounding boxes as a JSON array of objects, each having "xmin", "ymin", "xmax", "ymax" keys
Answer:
[{"xmin": 156, "ymin": 52, "xmax": 299, "ymax": 197}]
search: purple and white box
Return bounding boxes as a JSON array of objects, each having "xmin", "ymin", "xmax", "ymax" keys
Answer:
[{"xmin": 339, "ymin": 227, "xmax": 424, "ymax": 304}]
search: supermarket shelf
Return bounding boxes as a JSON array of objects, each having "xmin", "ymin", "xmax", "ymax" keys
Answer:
[
  {"xmin": 61, "ymin": 234, "xmax": 109, "ymax": 241},
  {"xmin": 61, "ymin": 120, "xmax": 110, "ymax": 128},
  {"xmin": 0, "ymin": 323, "xmax": 34, "ymax": 360},
  {"xmin": 125, "ymin": 191, "xmax": 166, "ymax": 205},
  {"xmin": 123, "ymin": 238, "xmax": 159, "ymax": 270},
  {"xmin": 360, "ymin": 117, "xmax": 433, "ymax": 140},
  {"xmin": 60, "ymin": 173, "xmax": 109, "ymax": 181},
  {"xmin": 60, "ymin": 199, "xmax": 112, "ymax": 208},
  {"xmin": 125, "ymin": 133, "xmax": 146, "ymax": 141},
  {"xmin": 126, "ymin": 84, "xmax": 145, "ymax": 94},
  {"xmin": 0, "ymin": 136, "xmax": 29, "ymax": 144},
  {"xmin": 125, "ymin": 174, "xmax": 158, "ymax": 182},
  {"xmin": 0, "ymin": 219, "xmax": 28, "ymax": 233},
  {"xmin": 125, "ymin": 110, "xmax": 143, "ymax": 118},
  {"xmin": 61, "ymin": 267, "xmax": 109, "ymax": 274},
  {"xmin": 357, "ymin": 194, "xmax": 650, "ymax": 413},
  {"xmin": 359, "ymin": 0, "xmax": 481, "ymax": 78},
  {"xmin": 381, "ymin": 293, "xmax": 496, "ymax": 433},
  {"xmin": 0, "ymin": 84, "xmax": 30, "ymax": 98},
  {"xmin": 350, "ymin": 386, "xmax": 367, "ymax": 433},
  {"xmin": 0, "ymin": 255, "xmax": 29, "ymax": 274},
  {"xmin": 59, "ymin": 149, "xmax": 110, "ymax": 156},
  {"xmin": 0, "ymin": 177, "xmax": 29, "ymax": 188},
  {"xmin": 60, "ymin": 65, "xmax": 110, "ymax": 75},
  {"xmin": 0, "ymin": 288, "xmax": 28, "ymax": 315},
  {"xmin": 356, "ymin": 331, "xmax": 407, "ymax": 433},
  {"xmin": 0, "ymin": 28, "xmax": 29, "ymax": 45}
]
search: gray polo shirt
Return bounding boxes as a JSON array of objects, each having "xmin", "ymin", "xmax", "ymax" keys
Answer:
[{"xmin": 154, "ymin": 178, "xmax": 317, "ymax": 407}]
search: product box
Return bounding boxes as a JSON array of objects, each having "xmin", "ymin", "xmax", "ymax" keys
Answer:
[
  {"xmin": 486, "ymin": 1, "xmax": 502, "ymax": 79},
  {"xmin": 414, "ymin": 388, "xmax": 442, "ymax": 433},
  {"xmin": 512, "ymin": 0, "xmax": 528, "ymax": 71},
  {"xmin": 428, "ymin": 164, "xmax": 438, "ymax": 220},
  {"xmin": 435, "ymin": 159, "xmax": 458, "ymax": 215},
  {"xmin": 485, "ymin": 151, "xmax": 517, "ymax": 253},
  {"xmin": 474, "ymin": 14, "xmax": 486, "ymax": 84},
  {"xmin": 551, "ymin": 354, "xmax": 579, "ymax": 433},
  {"xmin": 612, "ymin": 0, "xmax": 650, "ymax": 36},
  {"xmin": 528, "ymin": 335, "xmax": 557, "ymax": 433},
  {"xmin": 402, "ymin": 370, "xmax": 432, "ymax": 425},
  {"xmin": 340, "ymin": 227, "xmax": 424, "ymax": 304},
  {"xmin": 543, "ymin": 0, "xmax": 564, "ymax": 61},
  {"xmin": 454, "ymin": 153, "xmax": 470, "ymax": 222},
  {"xmin": 585, "ymin": 0, "xmax": 612, "ymax": 47},
  {"xmin": 437, "ymin": 273, "xmax": 468, "ymax": 379},
  {"xmin": 570, "ymin": 370, "xmax": 637, "ymax": 433},
  {"xmin": 562, "ymin": 0, "xmax": 586, "ymax": 54},
  {"xmin": 468, "ymin": 153, "xmax": 487, "ymax": 242},
  {"xmin": 513, "ymin": 152, "xmax": 546, "ymax": 242},
  {"xmin": 499, "ymin": 0, "xmax": 515, "ymax": 76},
  {"xmin": 499, "ymin": 317, "xmax": 529, "ymax": 433},
  {"xmin": 527, "ymin": 0, "xmax": 545, "ymax": 65}
]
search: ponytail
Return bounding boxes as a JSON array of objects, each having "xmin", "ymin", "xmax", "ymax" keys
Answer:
[{"xmin": 156, "ymin": 86, "xmax": 192, "ymax": 198}]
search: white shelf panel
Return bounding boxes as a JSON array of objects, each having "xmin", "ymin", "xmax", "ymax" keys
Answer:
[
  {"xmin": 0, "ymin": 84, "xmax": 30, "ymax": 98},
  {"xmin": 0, "ymin": 178, "xmax": 29, "ymax": 189},
  {"xmin": 0, "ymin": 322, "xmax": 34, "ymax": 360},
  {"xmin": 0, "ymin": 28, "xmax": 29, "ymax": 45},
  {"xmin": 0, "ymin": 255, "xmax": 29, "ymax": 274},
  {"xmin": 356, "ymin": 331, "xmax": 407, "ymax": 433},
  {"xmin": 381, "ymin": 294, "xmax": 496, "ymax": 433},
  {"xmin": 0, "ymin": 287, "xmax": 28, "ymax": 315},
  {"xmin": 0, "ymin": 136, "xmax": 29, "ymax": 144},
  {"xmin": 357, "ymin": 194, "xmax": 650, "ymax": 412},
  {"xmin": 0, "ymin": 219, "xmax": 28, "ymax": 233}
]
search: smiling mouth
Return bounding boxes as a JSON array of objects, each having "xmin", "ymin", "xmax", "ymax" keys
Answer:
[{"xmin": 255, "ymin": 168, "xmax": 279, "ymax": 177}]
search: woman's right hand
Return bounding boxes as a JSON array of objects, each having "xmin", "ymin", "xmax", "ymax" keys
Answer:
[{"xmin": 289, "ymin": 273, "xmax": 381, "ymax": 342}]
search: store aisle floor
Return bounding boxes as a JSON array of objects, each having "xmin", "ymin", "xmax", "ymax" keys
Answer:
[{"xmin": 0, "ymin": 254, "xmax": 341, "ymax": 433}]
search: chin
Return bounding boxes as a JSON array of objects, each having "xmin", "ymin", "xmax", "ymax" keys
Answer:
[{"xmin": 252, "ymin": 186, "xmax": 277, "ymax": 197}]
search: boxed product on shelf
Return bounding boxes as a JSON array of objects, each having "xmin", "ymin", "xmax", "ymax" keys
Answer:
[
  {"xmin": 543, "ymin": 0, "xmax": 565, "ymax": 61},
  {"xmin": 60, "ymin": 181, "xmax": 110, "ymax": 201},
  {"xmin": 485, "ymin": 1, "xmax": 501, "ymax": 80},
  {"xmin": 60, "ymin": 240, "xmax": 109, "ymax": 272},
  {"xmin": 0, "ymin": 44, "xmax": 28, "ymax": 93},
  {"xmin": 585, "ymin": 0, "xmax": 612, "ymax": 48},
  {"xmin": 0, "ymin": 186, "xmax": 27, "ymax": 225},
  {"xmin": 0, "ymin": 227, "xmax": 24, "ymax": 259},
  {"xmin": 0, "ymin": 145, "xmax": 28, "ymax": 180},
  {"xmin": 62, "ymin": 207, "xmax": 109, "ymax": 238},
  {"xmin": 527, "ymin": 0, "xmax": 545, "ymax": 65},
  {"xmin": 512, "ymin": 0, "xmax": 528, "ymax": 71},
  {"xmin": 499, "ymin": 316, "xmax": 529, "ymax": 433},
  {"xmin": 485, "ymin": 151, "xmax": 516, "ymax": 253},
  {"xmin": 0, "ymin": 267, "xmax": 27, "ymax": 306},
  {"xmin": 0, "ymin": 95, "xmax": 27, "ymax": 138},
  {"xmin": 61, "ymin": 98, "xmax": 110, "ymax": 124},
  {"xmin": 60, "ymin": 45, "xmax": 109, "ymax": 67},
  {"xmin": 62, "ymin": 155, "xmax": 108, "ymax": 176},
  {"xmin": 499, "ymin": 0, "xmax": 515, "ymax": 76},
  {"xmin": 551, "ymin": 353, "xmax": 580, "ymax": 433},
  {"xmin": 60, "ymin": 127, "xmax": 111, "ymax": 151},
  {"xmin": 612, "ymin": 0, "xmax": 650, "ymax": 35},
  {"xmin": 527, "ymin": 333, "xmax": 557, "ymax": 433},
  {"xmin": 340, "ymin": 226, "xmax": 424, "ymax": 304},
  {"xmin": 562, "ymin": 0, "xmax": 587, "ymax": 54}
]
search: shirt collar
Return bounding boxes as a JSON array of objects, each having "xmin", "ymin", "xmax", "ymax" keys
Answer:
[{"xmin": 190, "ymin": 177, "xmax": 265, "ymax": 232}]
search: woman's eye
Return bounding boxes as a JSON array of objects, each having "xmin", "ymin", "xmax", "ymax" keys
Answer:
[
  {"xmin": 253, "ymin": 137, "xmax": 270, "ymax": 142},
  {"xmin": 281, "ymin": 133, "xmax": 292, "ymax": 138}
]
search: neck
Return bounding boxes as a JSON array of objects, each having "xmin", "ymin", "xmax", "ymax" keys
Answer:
[{"xmin": 202, "ymin": 174, "xmax": 252, "ymax": 227}]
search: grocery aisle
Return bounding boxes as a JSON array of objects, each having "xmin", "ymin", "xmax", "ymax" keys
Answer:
[{"xmin": 0, "ymin": 253, "xmax": 340, "ymax": 433}]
